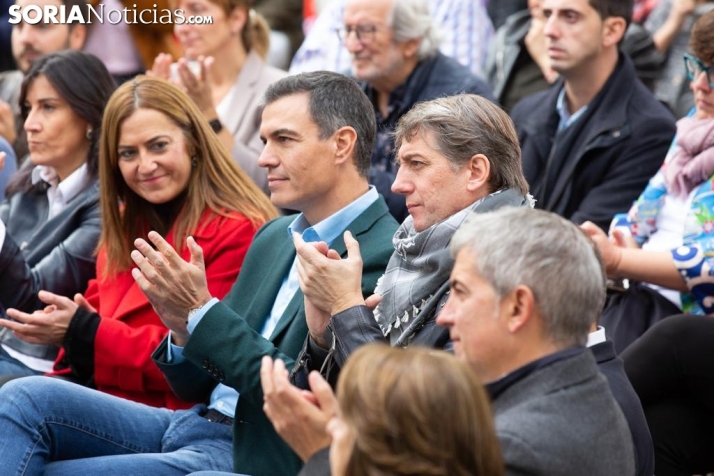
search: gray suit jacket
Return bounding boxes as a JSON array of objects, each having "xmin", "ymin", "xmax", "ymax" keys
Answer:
[
  {"xmin": 493, "ymin": 351, "xmax": 636, "ymax": 476},
  {"xmin": 219, "ymin": 50, "xmax": 286, "ymax": 194}
]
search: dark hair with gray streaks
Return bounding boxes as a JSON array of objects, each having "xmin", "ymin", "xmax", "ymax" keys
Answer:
[
  {"xmin": 262, "ymin": 71, "xmax": 375, "ymax": 177},
  {"xmin": 394, "ymin": 94, "xmax": 529, "ymax": 195}
]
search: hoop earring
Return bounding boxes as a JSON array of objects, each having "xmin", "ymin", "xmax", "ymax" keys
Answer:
[
  {"xmin": 191, "ymin": 156, "xmax": 198, "ymax": 167},
  {"xmin": 86, "ymin": 129, "xmax": 93, "ymax": 140}
]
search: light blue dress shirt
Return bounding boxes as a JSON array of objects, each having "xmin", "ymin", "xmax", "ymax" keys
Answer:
[
  {"xmin": 168, "ymin": 187, "xmax": 379, "ymax": 417},
  {"xmin": 556, "ymin": 87, "xmax": 589, "ymax": 132}
]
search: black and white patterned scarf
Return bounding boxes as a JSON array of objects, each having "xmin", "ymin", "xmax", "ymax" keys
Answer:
[{"xmin": 373, "ymin": 188, "xmax": 534, "ymax": 344}]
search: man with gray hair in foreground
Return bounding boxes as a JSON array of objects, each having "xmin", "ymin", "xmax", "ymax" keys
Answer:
[{"xmin": 437, "ymin": 207, "xmax": 635, "ymax": 475}]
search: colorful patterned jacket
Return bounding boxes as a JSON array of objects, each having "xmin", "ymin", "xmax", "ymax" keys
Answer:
[{"xmin": 614, "ymin": 135, "xmax": 714, "ymax": 314}]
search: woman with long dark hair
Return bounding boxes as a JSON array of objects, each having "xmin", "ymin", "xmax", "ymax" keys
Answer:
[{"xmin": 0, "ymin": 50, "xmax": 115, "ymax": 377}]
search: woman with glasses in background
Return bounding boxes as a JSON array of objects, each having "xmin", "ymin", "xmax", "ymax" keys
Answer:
[
  {"xmin": 582, "ymin": 9, "xmax": 714, "ymax": 338},
  {"xmin": 644, "ymin": 0, "xmax": 714, "ymax": 118},
  {"xmin": 582, "ymin": 12, "xmax": 714, "ymax": 474}
]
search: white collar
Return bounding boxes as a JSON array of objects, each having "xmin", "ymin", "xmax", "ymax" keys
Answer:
[
  {"xmin": 586, "ymin": 326, "xmax": 607, "ymax": 348},
  {"xmin": 31, "ymin": 163, "xmax": 90, "ymax": 203}
]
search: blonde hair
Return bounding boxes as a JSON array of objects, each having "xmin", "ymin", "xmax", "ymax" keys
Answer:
[
  {"xmin": 98, "ymin": 75, "xmax": 277, "ymax": 275},
  {"xmin": 337, "ymin": 345, "xmax": 504, "ymax": 476},
  {"xmin": 210, "ymin": 0, "xmax": 270, "ymax": 58}
]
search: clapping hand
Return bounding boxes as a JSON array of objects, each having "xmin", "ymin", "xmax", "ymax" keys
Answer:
[{"xmin": 0, "ymin": 291, "xmax": 78, "ymax": 345}]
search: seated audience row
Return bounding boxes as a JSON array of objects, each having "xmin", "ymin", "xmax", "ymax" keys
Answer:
[
  {"xmin": 2, "ymin": 0, "xmax": 714, "ymax": 474},
  {"xmin": 0, "ymin": 71, "xmax": 398, "ymax": 476},
  {"xmin": 0, "ymin": 52, "xmax": 276, "ymax": 411},
  {"xmin": 268, "ymin": 207, "xmax": 642, "ymax": 476},
  {"xmin": 0, "ymin": 71, "xmax": 645, "ymax": 476}
]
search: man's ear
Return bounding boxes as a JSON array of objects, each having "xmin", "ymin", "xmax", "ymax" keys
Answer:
[
  {"xmin": 400, "ymin": 37, "xmax": 422, "ymax": 60},
  {"xmin": 505, "ymin": 285, "xmax": 536, "ymax": 334},
  {"xmin": 333, "ymin": 126, "xmax": 358, "ymax": 166},
  {"xmin": 465, "ymin": 153, "xmax": 491, "ymax": 194},
  {"xmin": 602, "ymin": 17, "xmax": 626, "ymax": 48},
  {"xmin": 68, "ymin": 24, "xmax": 87, "ymax": 50}
]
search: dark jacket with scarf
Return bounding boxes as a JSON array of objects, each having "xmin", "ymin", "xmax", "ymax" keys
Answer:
[
  {"xmin": 362, "ymin": 52, "xmax": 495, "ymax": 222},
  {"xmin": 291, "ymin": 189, "xmax": 531, "ymax": 389},
  {"xmin": 291, "ymin": 281, "xmax": 452, "ymax": 389},
  {"xmin": 0, "ymin": 180, "xmax": 100, "ymax": 361},
  {"xmin": 511, "ymin": 53, "xmax": 675, "ymax": 231}
]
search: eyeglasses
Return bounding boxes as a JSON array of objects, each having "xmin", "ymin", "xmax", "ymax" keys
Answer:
[
  {"xmin": 684, "ymin": 54, "xmax": 714, "ymax": 88},
  {"xmin": 336, "ymin": 24, "xmax": 380, "ymax": 44}
]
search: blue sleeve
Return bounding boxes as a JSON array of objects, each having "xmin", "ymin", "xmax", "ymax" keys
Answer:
[{"xmin": 167, "ymin": 297, "xmax": 219, "ymax": 362}]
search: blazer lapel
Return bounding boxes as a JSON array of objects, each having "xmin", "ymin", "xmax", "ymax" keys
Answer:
[
  {"xmin": 220, "ymin": 51, "xmax": 263, "ymax": 136},
  {"xmin": 339, "ymin": 197, "xmax": 390, "ymax": 252},
  {"xmin": 242, "ymin": 234, "xmax": 296, "ymax": 332},
  {"xmin": 266, "ymin": 198, "xmax": 390, "ymax": 340},
  {"xmin": 267, "ymin": 288, "xmax": 303, "ymax": 341}
]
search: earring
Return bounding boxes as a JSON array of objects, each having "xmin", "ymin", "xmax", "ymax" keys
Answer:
[
  {"xmin": 86, "ymin": 129, "xmax": 93, "ymax": 140},
  {"xmin": 191, "ymin": 156, "xmax": 198, "ymax": 167}
]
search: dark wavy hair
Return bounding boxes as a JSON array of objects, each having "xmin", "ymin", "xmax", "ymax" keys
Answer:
[
  {"xmin": 690, "ymin": 9, "xmax": 714, "ymax": 65},
  {"xmin": 5, "ymin": 50, "xmax": 116, "ymax": 197}
]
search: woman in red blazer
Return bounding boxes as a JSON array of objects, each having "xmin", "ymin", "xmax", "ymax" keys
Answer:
[{"xmin": 0, "ymin": 76, "xmax": 277, "ymax": 409}]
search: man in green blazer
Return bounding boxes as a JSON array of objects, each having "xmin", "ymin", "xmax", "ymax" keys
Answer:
[
  {"xmin": 140, "ymin": 72, "xmax": 398, "ymax": 475},
  {"xmin": 0, "ymin": 72, "xmax": 397, "ymax": 476}
]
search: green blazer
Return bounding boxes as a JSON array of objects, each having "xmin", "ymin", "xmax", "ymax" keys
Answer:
[{"xmin": 153, "ymin": 197, "xmax": 397, "ymax": 476}]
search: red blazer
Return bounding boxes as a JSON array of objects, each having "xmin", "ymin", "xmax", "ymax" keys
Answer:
[{"xmin": 51, "ymin": 209, "xmax": 259, "ymax": 409}]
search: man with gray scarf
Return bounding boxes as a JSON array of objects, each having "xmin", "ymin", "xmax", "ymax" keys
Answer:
[{"xmin": 287, "ymin": 93, "xmax": 532, "ymax": 395}]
